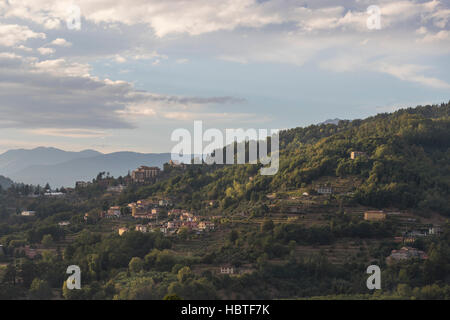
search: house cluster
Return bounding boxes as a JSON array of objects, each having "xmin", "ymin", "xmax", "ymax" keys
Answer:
[
  {"xmin": 386, "ymin": 246, "xmax": 428, "ymax": 264},
  {"xmin": 105, "ymin": 206, "xmax": 122, "ymax": 218},
  {"xmin": 168, "ymin": 160, "xmax": 188, "ymax": 169},
  {"xmin": 128, "ymin": 198, "xmax": 172, "ymax": 219},
  {"xmin": 127, "ymin": 208, "xmax": 215, "ymax": 236},
  {"xmin": 75, "ymin": 181, "xmax": 92, "ymax": 188},
  {"xmin": 91, "ymin": 197, "xmax": 174, "ymax": 222},
  {"xmin": 161, "ymin": 209, "xmax": 215, "ymax": 235},
  {"xmin": 395, "ymin": 225, "xmax": 443, "ymax": 244}
]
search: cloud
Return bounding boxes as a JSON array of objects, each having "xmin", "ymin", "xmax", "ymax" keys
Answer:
[
  {"xmin": 0, "ymin": 52, "xmax": 246, "ymax": 131},
  {"xmin": 378, "ymin": 63, "xmax": 450, "ymax": 89},
  {"xmin": 28, "ymin": 128, "xmax": 110, "ymax": 138},
  {"xmin": 2, "ymin": 0, "xmax": 447, "ymax": 35},
  {"xmin": 320, "ymin": 55, "xmax": 450, "ymax": 89},
  {"xmin": 0, "ymin": 24, "xmax": 45, "ymax": 46},
  {"xmin": 50, "ymin": 38, "xmax": 72, "ymax": 47},
  {"xmin": 0, "ymin": 0, "xmax": 449, "ymax": 133},
  {"xmin": 37, "ymin": 47, "xmax": 55, "ymax": 55},
  {"xmin": 418, "ymin": 30, "xmax": 450, "ymax": 43}
]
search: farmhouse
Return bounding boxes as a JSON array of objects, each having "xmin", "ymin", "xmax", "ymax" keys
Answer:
[
  {"xmin": 21, "ymin": 211, "xmax": 36, "ymax": 217},
  {"xmin": 350, "ymin": 151, "xmax": 367, "ymax": 159},
  {"xmin": 135, "ymin": 224, "xmax": 148, "ymax": 233},
  {"xmin": 317, "ymin": 186, "xmax": 333, "ymax": 195},
  {"xmin": 220, "ymin": 266, "xmax": 234, "ymax": 274},
  {"xmin": 387, "ymin": 247, "xmax": 428, "ymax": 264},
  {"xmin": 107, "ymin": 185, "xmax": 125, "ymax": 193},
  {"xmin": 364, "ymin": 210, "xmax": 386, "ymax": 221},
  {"xmin": 106, "ymin": 206, "xmax": 121, "ymax": 218}
]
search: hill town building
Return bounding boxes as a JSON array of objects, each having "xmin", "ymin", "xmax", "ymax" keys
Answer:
[
  {"xmin": 350, "ymin": 151, "xmax": 367, "ymax": 159},
  {"xmin": 386, "ymin": 247, "xmax": 428, "ymax": 264},
  {"xmin": 131, "ymin": 166, "xmax": 161, "ymax": 183},
  {"xmin": 364, "ymin": 210, "xmax": 386, "ymax": 221}
]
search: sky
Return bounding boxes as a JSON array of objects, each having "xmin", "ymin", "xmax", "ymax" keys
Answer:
[{"xmin": 0, "ymin": 0, "xmax": 449, "ymax": 154}]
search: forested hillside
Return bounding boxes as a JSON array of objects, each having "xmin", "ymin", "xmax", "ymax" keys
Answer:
[
  {"xmin": 0, "ymin": 176, "xmax": 13, "ymax": 190},
  {"xmin": 122, "ymin": 102, "xmax": 450, "ymax": 217},
  {"xmin": 1, "ymin": 102, "xmax": 449, "ymax": 300}
]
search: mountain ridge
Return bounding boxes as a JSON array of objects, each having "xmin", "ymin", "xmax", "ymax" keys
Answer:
[{"xmin": 0, "ymin": 147, "xmax": 172, "ymax": 187}]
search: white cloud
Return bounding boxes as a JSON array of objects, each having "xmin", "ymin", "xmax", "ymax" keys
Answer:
[
  {"xmin": 378, "ymin": 63, "xmax": 450, "ymax": 89},
  {"xmin": 1, "ymin": 0, "xmax": 448, "ymax": 37},
  {"xmin": 43, "ymin": 18, "xmax": 61, "ymax": 29},
  {"xmin": 418, "ymin": 30, "xmax": 450, "ymax": 43},
  {"xmin": 114, "ymin": 55, "xmax": 127, "ymax": 63},
  {"xmin": 320, "ymin": 55, "xmax": 450, "ymax": 89},
  {"xmin": 15, "ymin": 44, "xmax": 33, "ymax": 52},
  {"xmin": 37, "ymin": 47, "xmax": 55, "ymax": 55},
  {"xmin": 0, "ymin": 52, "xmax": 246, "ymax": 131},
  {"xmin": 0, "ymin": 24, "xmax": 46, "ymax": 47},
  {"xmin": 28, "ymin": 128, "xmax": 109, "ymax": 138},
  {"xmin": 50, "ymin": 38, "xmax": 72, "ymax": 47}
]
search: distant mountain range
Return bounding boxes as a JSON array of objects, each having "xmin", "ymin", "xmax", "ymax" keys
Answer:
[
  {"xmin": 0, "ymin": 175, "xmax": 13, "ymax": 190},
  {"xmin": 0, "ymin": 147, "xmax": 172, "ymax": 187},
  {"xmin": 319, "ymin": 118, "xmax": 343, "ymax": 125}
]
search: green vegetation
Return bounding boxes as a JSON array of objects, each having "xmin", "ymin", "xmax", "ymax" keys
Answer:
[{"xmin": 0, "ymin": 102, "xmax": 449, "ymax": 300}]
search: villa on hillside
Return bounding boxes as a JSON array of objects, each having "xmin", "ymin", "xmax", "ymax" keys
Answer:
[
  {"xmin": 168, "ymin": 160, "xmax": 187, "ymax": 169},
  {"xmin": 364, "ymin": 210, "xmax": 386, "ymax": 221},
  {"xmin": 386, "ymin": 247, "xmax": 428, "ymax": 264},
  {"xmin": 220, "ymin": 266, "xmax": 235, "ymax": 274},
  {"xmin": 106, "ymin": 206, "xmax": 121, "ymax": 218},
  {"xmin": 107, "ymin": 185, "xmax": 126, "ymax": 193},
  {"xmin": 350, "ymin": 151, "xmax": 367, "ymax": 159},
  {"xmin": 21, "ymin": 211, "xmax": 36, "ymax": 217},
  {"xmin": 135, "ymin": 224, "xmax": 148, "ymax": 233},
  {"xmin": 131, "ymin": 166, "xmax": 161, "ymax": 183},
  {"xmin": 75, "ymin": 181, "xmax": 91, "ymax": 188},
  {"xmin": 317, "ymin": 186, "xmax": 333, "ymax": 195}
]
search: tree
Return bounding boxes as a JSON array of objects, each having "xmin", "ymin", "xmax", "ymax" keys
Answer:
[
  {"xmin": 397, "ymin": 284, "xmax": 411, "ymax": 297},
  {"xmin": 178, "ymin": 227, "xmax": 190, "ymax": 240},
  {"xmin": 3, "ymin": 264, "xmax": 16, "ymax": 285},
  {"xmin": 229, "ymin": 230, "xmax": 239, "ymax": 243},
  {"xmin": 19, "ymin": 260, "xmax": 38, "ymax": 288},
  {"xmin": 41, "ymin": 234, "xmax": 54, "ymax": 247},
  {"xmin": 29, "ymin": 278, "xmax": 52, "ymax": 300},
  {"xmin": 261, "ymin": 219, "xmax": 274, "ymax": 233},
  {"xmin": 177, "ymin": 266, "xmax": 192, "ymax": 283},
  {"xmin": 129, "ymin": 257, "xmax": 144, "ymax": 273}
]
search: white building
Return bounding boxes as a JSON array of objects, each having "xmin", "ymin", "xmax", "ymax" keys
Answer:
[{"xmin": 220, "ymin": 267, "xmax": 234, "ymax": 274}]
